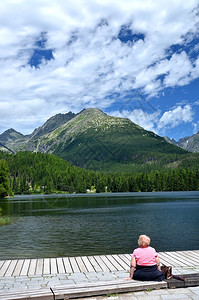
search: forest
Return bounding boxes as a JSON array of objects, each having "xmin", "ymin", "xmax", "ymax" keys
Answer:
[{"xmin": 0, "ymin": 151, "xmax": 199, "ymax": 197}]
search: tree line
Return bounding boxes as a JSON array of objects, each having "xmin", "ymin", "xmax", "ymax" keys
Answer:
[{"xmin": 0, "ymin": 151, "xmax": 199, "ymax": 197}]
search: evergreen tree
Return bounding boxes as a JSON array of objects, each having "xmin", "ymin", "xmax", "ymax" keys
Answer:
[
  {"xmin": 0, "ymin": 159, "xmax": 11, "ymax": 197},
  {"xmin": 96, "ymin": 177, "xmax": 105, "ymax": 193}
]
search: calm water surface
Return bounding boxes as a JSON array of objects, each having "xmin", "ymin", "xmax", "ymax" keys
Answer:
[{"xmin": 0, "ymin": 191, "xmax": 198, "ymax": 259}]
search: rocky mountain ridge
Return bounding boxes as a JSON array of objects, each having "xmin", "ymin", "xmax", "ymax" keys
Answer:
[
  {"xmin": 164, "ymin": 132, "xmax": 199, "ymax": 153},
  {"xmin": 1, "ymin": 108, "xmax": 192, "ymax": 172}
]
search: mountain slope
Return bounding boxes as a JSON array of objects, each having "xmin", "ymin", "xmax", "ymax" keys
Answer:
[
  {"xmin": 0, "ymin": 112, "xmax": 76, "ymax": 153},
  {"xmin": 1, "ymin": 108, "xmax": 199, "ymax": 172},
  {"xmin": 177, "ymin": 132, "xmax": 199, "ymax": 152},
  {"xmin": 164, "ymin": 132, "xmax": 199, "ymax": 153},
  {"xmin": 0, "ymin": 129, "xmax": 28, "ymax": 153},
  {"xmin": 0, "ymin": 128, "xmax": 24, "ymax": 143},
  {"xmin": 23, "ymin": 108, "xmax": 188, "ymax": 170},
  {"xmin": 30, "ymin": 111, "xmax": 75, "ymax": 139}
]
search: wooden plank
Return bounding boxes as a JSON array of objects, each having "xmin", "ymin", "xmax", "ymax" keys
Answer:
[
  {"xmin": 180, "ymin": 250, "xmax": 199, "ymax": 261},
  {"xmin": 100, "ymin": 255, "xmax": 117, "ymax": 271},
  {"xmin": 53, "ymin": 280, "xmax": 167, "ymax": 299},
  {"xmin": 28, "ymin": 259, "xmax": 37, "ymax": 275},
  {"xmin": 63, "ymin": 257, "xmax": 73, "ymax": 274},
  {"xmin": 56, "ymin": 257, "xmax": 65, "ymax": 274},
  {"xmin": 158, "ymin": 251, "xmax": 175, "ymax": 265},
  {"xmin": 69, "ymin": 257, "xmax": 80, "ymax": 273},
  {"xmin": 159, "ymin": 252, "xmax": 181, "ymax": 266},
  {"xmin": 13, "ymin": 259, "xmax": 24, "ymax": 277},
  {"xmin": 112, "ymin": 254, "xmax": 129, "ymax": 270},
  {"xmin": 4, "ymin": 259, "xmax": 17, "ymax": 277},
  {"xmin": 166, "ymin": 251, "xmax": 195, "ymax": 266},
  {"xmin": 166, "ymin": 252, "xmax": 190, "ymax": 266},
  {"xmin": 35, "ymin": 258, "xmax": 43, "ymax": 275},
  {"xmin": 0, "ymin": 288, "xmax": 52, "ymax": 300},
  {"xmin": 118, "ymin": 254, "xmax": 133, "ymax": 269},
  {"xmin": 106, "ymin": 255, "xmax": 125, "ymax": 271},
  {"xmin": 43, "ymin": 258, "xmax": 50, "ymax": 274},
  {"xmin": 166, "ymin": 273, "xmax": 199, "ymax": 289},
  {"xmin": 76, "ymin": 256, "xmax": 88, "ymax": 273},
  {"xmin": 55, "ymin": 279, "xmax": 128, "ymax": 290},
  {"xmin": 190, "ymin": 250, "xmax": 199, "ymax": 254},
  {"xmin": 0, "ymin": 260, "xmax": 5, "ymax": 270},
  {"xmin": 118, "ymin": 254, "xmax": 130, "ymax": 266},
  {"xmin": 87, "ymin": 256, "xmax": 103, "ymax": 272},
  {"xmin": 20, "ymin": 259, "xmax": 30, "ymax": 276},
  {"xmin": 158, "ymin": 253, "xmax": 174, "ymax": 266},
  {"xmin": 159, "ymin": 252, "xmax": 181, "ymax": 267},
  {"xmin": 0, "ymin": 249, "xmax": 199, "ymax": 279},
  {"xmin": 182, "ymin": 250, "xmax": 199, "ymax": 262},
  {"xmin": 123, "ymin": 254, "xmax": 132, "ymax": 261},
  {"xmin": 50, "ymin": 258, "xmax": 57, "ymax": 274},
  {"xmin": 0, "ymin": 260, "xmax": 11, "ymax": 276},
  {"xmin": 82, "ymin": 256, "xmax": 95, "ymax": 272},
  {"xmin": 166, "ymin": 251, "xmax": 193, "ymax": 267},
  {"xmin": 0, "ymin": 280, "xmax": 167, "ymax": 300},
  {"xmin": 94, "ymin": 255, "xmax": 110, "ymax": 272},
  {"xmin": 55, "ymin": 278, "xmax": 166, "ymax": 290},
  {"xmin": 158, "ymin": 252, "xmax": 182, "ymax": 267}
]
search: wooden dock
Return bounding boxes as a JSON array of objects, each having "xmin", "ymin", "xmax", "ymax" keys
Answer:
[
  {"xmin": 0, "ymin": 250, "xmax": 199, "ymax": 278},
  {"xmin": 0, "ymin": 250, "xmax": 199, "ymax": 299}
]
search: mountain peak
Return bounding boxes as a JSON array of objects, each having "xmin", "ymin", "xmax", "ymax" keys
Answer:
[
  {"xmin": 78, "ymin": 107, "xmax": 107, "ymax": 116},
  {"xmin": 0, "ymin": 128, "xmax": 24, "ymax": 143},
  {"xmin": 30, "ymin": 111, "xmax": 76, "ymax": 139},
  {"xmin": 0, "ymin": 107, "xmax": 190, "ymax": 171}
]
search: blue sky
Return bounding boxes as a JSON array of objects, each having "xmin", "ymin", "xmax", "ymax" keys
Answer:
[{"xmin": 0, "ymin": 0, "xmax": 199, "ymax": 141}]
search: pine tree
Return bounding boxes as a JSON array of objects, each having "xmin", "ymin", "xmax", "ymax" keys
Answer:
[{"xmin": 0, "ymin": 159, "xmax": 11, "ymax": 197}]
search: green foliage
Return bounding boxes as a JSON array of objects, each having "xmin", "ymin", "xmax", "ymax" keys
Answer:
[
  {"xmin": 0, "ymin": 159, "xmax": 11, "ymax": 197},
  {"xmin": 0, "ymin": 151, "xmax": 199, "ymax": 196},
  {"xmin": 56, "ymin": 125, "xmax": 189, "ymax": 171},
  {"xmin": 0, "ymin": 216, "xmax": 12, "ymax": 226},
  {"xmin": 0, "ymin": 207, "xmax": 12, "ymax": 226},
  {"xmin": 0, "ymin": 151, "xmax": 95, "ymax": 195}
]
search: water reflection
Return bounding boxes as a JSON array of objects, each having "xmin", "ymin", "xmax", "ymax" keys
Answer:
[{"xmin": 0, "ymin": 191, "xmax": 198, "ymax": 259}]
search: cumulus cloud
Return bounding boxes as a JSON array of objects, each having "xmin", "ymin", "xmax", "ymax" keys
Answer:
[
  {"xmin": 0, "ymin": 0, "xmax": 199, "ymax": 134},
  {"xmin": 111, "ymin": 104, "xmax": 194, "ymax": 137},
  {"xmin": 157, "ymin": 105, "xmax": 194, "ymax": 130},
  {"xmin": 110, "ymin": 109, "xmax": 160, "ymax": 133}
]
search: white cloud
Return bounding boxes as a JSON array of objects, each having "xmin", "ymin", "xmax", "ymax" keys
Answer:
[
  {"xmin": 110, "ymin": 109, "xmax": 160, "ymax": 133},
  {"xmin": 110, "ymin": 104, "xmax": 194, "ymax": 138},
  {"xmin": 157, "ymin": 105, "xmax": 194, "ymax": 129},
  {"xmin": 0, "ymin": 0, "xmax": 199, "ymax": 134}
]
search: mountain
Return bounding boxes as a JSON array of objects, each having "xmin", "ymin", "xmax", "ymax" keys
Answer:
[
  {"xmin": 1, "ymin": 108, "xmax": 199, "ymax": 172},
  {"xmin": 177, "ymin": 132, "xmax": 199, "ymax": 152},
  {"xmin": 19, "ymin": 108, "xmax": 190, "ymax": 171},
  {"xmin": 0, "ymin": 112, "xmax": 76, "ymax": 153},
  {"xmin": 164, "ymin": 136, "xmax": 178, "ymax": 147},
  {"xmin": 0, "ymin": 128, "xmax": 28, "ymax": 153},
  {"xmin": 30, "ymin": 111, "xmax": 75, "ymax": 139},
  {"xmin": 164, "ymin": 132, "xmax": 199, "ymax": 153},
  {"xmin": 0, "ymin": 128, "xmax": 24, "ymax": 143}
]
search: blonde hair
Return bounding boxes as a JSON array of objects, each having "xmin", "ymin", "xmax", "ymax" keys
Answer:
[{"xmin": 138, "ymin": 235, "xmax": 151, "ymax": 247}]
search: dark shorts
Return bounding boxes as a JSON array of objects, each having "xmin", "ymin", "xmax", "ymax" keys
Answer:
[{"xmin": 133, "ymin": 265, "xmax": 165, "ymax": 281}]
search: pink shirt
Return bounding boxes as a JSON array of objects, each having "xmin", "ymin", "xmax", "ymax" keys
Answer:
[{"xmin": 132, "ymin": 246, "xmax": 158, "ymax": 266}]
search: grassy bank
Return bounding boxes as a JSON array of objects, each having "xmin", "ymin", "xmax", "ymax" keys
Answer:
[{"xmin": 0, "ymin": 216, "xmax": 12, "ymax": 226}]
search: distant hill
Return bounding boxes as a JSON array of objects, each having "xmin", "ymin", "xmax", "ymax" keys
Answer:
[
  {"xmin": 164, "ymin": 132, "xmax": 199, "ymax": 153},
  {"xmin": 1, "ymin": 108, "xmax": 199, "ymax": 172}
]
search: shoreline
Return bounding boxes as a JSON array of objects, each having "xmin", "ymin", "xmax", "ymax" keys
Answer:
[{"xmin": 6, "ymin": 190, "xmax": 199, "ymax": 200}]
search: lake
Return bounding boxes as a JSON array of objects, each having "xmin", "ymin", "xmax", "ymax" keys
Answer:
[{"xmin": 0, "ymin": 191, "xmax": 198, "ymax": 259}]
